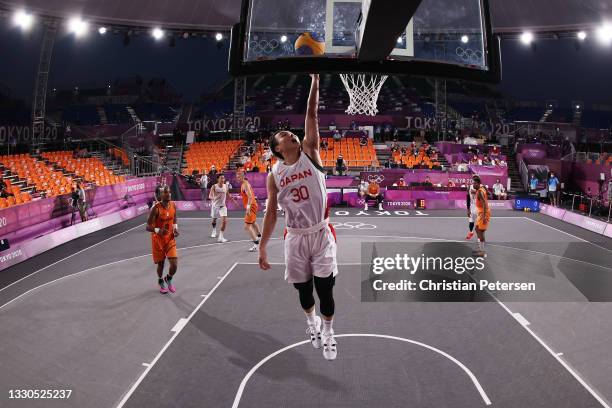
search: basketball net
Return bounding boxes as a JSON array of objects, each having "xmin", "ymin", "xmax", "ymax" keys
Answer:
[{"xmin": 339, "ymin": 73, "xmax": 388, "ymax": 116}]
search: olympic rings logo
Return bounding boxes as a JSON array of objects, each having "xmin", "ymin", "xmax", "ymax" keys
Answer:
[
  {"xmin": 249, "ymin": 39, "xmax": 280, "ymax": 55},
  {"xmin": 367, "ymin": 174, "xmax": 385, "ymax": 184},
  {"xmin": 455, "ymin": 47, "xmax": 483, "ymax": 64},
  {"xmin": 329, "ymin": 221, "xmax": 377, "ymax": 230}
]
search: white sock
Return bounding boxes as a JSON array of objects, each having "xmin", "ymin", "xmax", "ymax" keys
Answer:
[
  {"xmin": 305, "ymin": 310, "xmax": 317, "ymax": 326},
  {"xmin": 478, "ymin": 241, "xmax": 485, "ymax": 251},
  {"xmin": 219, "ymin": 231, "xmax": 224, "ymax": 239},
  {"xmin": 322, "ymin": 318, "xmax": 333, "ymax": 334}
]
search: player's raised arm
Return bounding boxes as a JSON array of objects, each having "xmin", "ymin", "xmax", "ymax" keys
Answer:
[
  {"xmin": 302, "ymin": 74, "xmax": 322, "ymax": 167},
  {"xmin": 259, "ymin": 173, "xmax": 278, "ymax": 270}
]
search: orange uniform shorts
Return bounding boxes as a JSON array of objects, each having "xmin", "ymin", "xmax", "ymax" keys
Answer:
[
  {"xmin": 244, "ymin": 203, "xmax": 258, "ymax": 224},
  {"xmin": 152, "ymin": 235, "xmax": 177, "ymax": 263}
]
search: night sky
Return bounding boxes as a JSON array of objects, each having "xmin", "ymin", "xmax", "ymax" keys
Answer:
[{"xmin": 1, "ymin": 18, "xmax": 611, "ymax": 106}]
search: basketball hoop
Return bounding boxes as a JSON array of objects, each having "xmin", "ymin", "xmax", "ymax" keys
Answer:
[{"xmin": 339, "ymin": 73, "xmax": 388, "ymax": 116}]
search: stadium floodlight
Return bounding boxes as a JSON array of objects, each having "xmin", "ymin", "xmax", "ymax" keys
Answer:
[
  {"xmin": 152, "ymin": 28, "xmax": 164, "ymax": 40},
  {"xmin": 596, "ymin": 23, "xmax": 612, "ymax": 45},
  {"xmin": 280, "ymin": 35, "xmax": 288, "ymax": 43},
  {"xmin": 215, "ymin": 32, "xmax": 223, "ymax": 41},
  {"xmin": 397, "ymin": 36, "xmax": 403, "ymax": 44},
  {"xmin": 98, "ymin": 27, "xmax": 107, "ymax": 35},
  {"xmin": 520, "ymin": 32, "xmax": 534, "ymax": 45},
  {"xmin": 13, "ymin": 10, "xmax": 34, "ymax": 30},
  {"xmin": 461, "ymin": 35, "xmax": 469, "ymax": 44},
  {"xmin": 68, "ymin": 18, "xmax": 88, "ymax": 37},
  {"xmin": 577, "ymin": 31, "xmax": 587, "ymax": 40}
]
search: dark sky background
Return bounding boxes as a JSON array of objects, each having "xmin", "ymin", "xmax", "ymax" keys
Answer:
[{"xmin": 1, "ymin": 19, "xmax": 611, "ymax": 106}]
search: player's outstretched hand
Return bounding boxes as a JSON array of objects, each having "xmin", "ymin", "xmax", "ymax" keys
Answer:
[
  {"xmin": 310, "ymin": 73, "xmax": 319, "ymax": 80},
  {"xmin": 259, "ymin": 248, "xmax": 270, "ymax": 270}
]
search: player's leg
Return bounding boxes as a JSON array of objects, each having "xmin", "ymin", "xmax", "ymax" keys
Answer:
[
  {"xmin": 293, "ymin": 278, "xmax": 322, "ymax": 349},
  {"xmin": 376, "ymin": 194, "xmax": 384, "ymax": 211},
  {"xmin": 314, "ymin": 274, "xmax": 337, "ymax": 360},
  {"xmin": 211, "ymin": 202, "xmax": 219, "ymax": 238},
  {"xmin": 286, "ymin": 234, "xmax": 321, "ymax": 348},
  {"xmin": 156, "ymin": 260, "xmax": 168, "ymax": 294},
  {"xmin": 218, "ymin": 213, "xmax": 228, "ymax": 242},
  {"xmin": 311, "ymin": 227, "xmax": 338, "ymax": 360},
  {"xmin": 163, "ymin": 241, "xmax": 178, "ymax": 293},
  {"xmin": 466, "ymin": 212, "xmax": 475, "ymax": 240}
]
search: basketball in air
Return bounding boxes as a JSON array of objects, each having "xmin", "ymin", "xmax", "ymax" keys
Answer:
[{"xmin": 294, "ymin": 32, "xmax": 326, "ymax": 56}]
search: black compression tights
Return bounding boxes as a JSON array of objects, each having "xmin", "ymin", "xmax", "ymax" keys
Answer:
[{"xmin": 293, "ymin": 275, "xmax": 336, "ymax": 317}]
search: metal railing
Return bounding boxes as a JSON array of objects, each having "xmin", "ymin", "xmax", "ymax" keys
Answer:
[
  {"xmin": 559, "ymin": 192, "xmax": 611, "ymax": 223},
  {"xmin": 518, "ymin": 157, "xmax": 529, "ymax": 192}
]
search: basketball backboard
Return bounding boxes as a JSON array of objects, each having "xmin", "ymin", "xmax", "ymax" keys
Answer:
[{"xmin": 229, "ymin": 0, "xmax": 501, "ymax": 82}]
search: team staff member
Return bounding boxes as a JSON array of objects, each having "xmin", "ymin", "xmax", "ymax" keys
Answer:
[{"xmin": 146, "ymin": 186, "xmax": 179, "ymax": 294}]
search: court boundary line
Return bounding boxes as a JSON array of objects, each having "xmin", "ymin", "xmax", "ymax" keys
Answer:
[
  {"xmin": 4, "ymin": 231, "xmax": 611, "ymax": 311},
  {"xmin": 0, "ymin": 222, "xmax": 146, "ymax": 294},
  {"xmin": 523, "ymin": 217, "xmax": 612, "ymax": 254},
  {"xmin": 231, "ymin": 333, "xmax": 492, "ymax": 407},
  {"xmin": 115, "ymin": 262, "xmax": 240, "ymax": 408}
]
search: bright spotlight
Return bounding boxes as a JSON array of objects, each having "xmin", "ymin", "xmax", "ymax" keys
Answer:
[
  {"xmin": 68, "ymin": 18, "xmax": 88, "ymax": 36},
  {"xmin": 596, "ymin": 23, "xmax": 612, "ymax": 45},
  {"xmin": 461, "ymin": 35, "xmax": 469, "ymax": 44},
  {"xmin": 98, "ymin": 27, "xmax": 107, "ymax": 35},
  {"xmin": 280, "ymin": 35, "xmax": 288, "ymax": 43},
  {"xmin": 13, "ymin": 10, "xmax": 34, "ymax": 30},
  {"xmin": 520, "ymin": 32, "xmax": 534, "ymax": 45},
  {"xmin": 577, "ymin": 31, "xmax": 587, "ymax": 40},
  {"xmin": 215, "ymin": 32, "xmax": 223, "ymax": 41},
  {"xmin": 397, "ymin": 36, "xmax": 403, "ymax": 44},
  {"xmin": 152, "ymin": 28, "xmax": 164, "ymax": 40}
]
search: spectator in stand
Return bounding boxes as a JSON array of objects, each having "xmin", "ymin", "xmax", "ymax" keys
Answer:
[
  {"xmin": 490, "ymin": 145, "xmax": 500, "ymax": 156},
  {"xmin": 209, "ymin": 165, "xmax": 218, "ymax": 177},
  {"xmin": 483, "ymin": 156, "xmax": 491, "ymax": 165},
  {"xmin": 397, "ymin": 177, "xmax": 406, "ymax": 187},
  {"xmin": 548, "ymin": 172, "xmax": 560, "ymax": 206},
  {"xmin": 336, "ymin": 154, "xmax": 347, "ymax": 176},
  {"xmin": 265, "ymin": 159, "xmax": 273, "ymax": 173},
  {"xmin": 493, "ymin": 179, "xmax": 507, "ymax": 200},
  {"xmin": 333, "ymin": 129, "xmax": 342, "ymax": 141},
  {"xmin": 244, "ymin": 159, "xmax": 254, "ymax": 172},
  {"xmin": 447, "ymin": 180, "xmax": 456, "ymax": 188},
  {"xmin": 400, "ymin": 145, "xmax": 407, "ymax": 155},
  {"xmin": 391, "ymin": 139, "xmax": 400, "ymax": 152},
  {"xmin": 0, "ymin": 184, "xmax": 13, "ymax": 198},
  {"xmin": 423, "ymin": 176, "xmax": 433, "ymax": 187},
  {"xmin": 529, "ymin": 174, "xmax": 538, "ymax": 192},
  {"xmin": 321, "ymin": 138, "xmax": 328, "ymax": 150},
  {"xmin": 360, "ymin": 133, "xmax": 368, "ymax": 146},
  {"xmin": 499, "ymin": 159, "xmax": 507, "ymax": 167},
  {"xmin": 252, "ymin": 163, "xmax": 260, "ymax": 172}
]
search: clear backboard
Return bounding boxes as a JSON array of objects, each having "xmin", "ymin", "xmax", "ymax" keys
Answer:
[{"xmin": 229, "ymin": 0, "xmax": 501, "ymax": 82}]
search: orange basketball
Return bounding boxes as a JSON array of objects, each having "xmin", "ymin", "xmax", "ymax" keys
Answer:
[{"xmin": 294, "ymin": 32, "xmax": 326, "ymax": 56}]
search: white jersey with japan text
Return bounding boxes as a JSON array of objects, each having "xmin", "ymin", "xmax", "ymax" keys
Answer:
[
  {"xmin": 210, "ymin": 184, "xmax": 228, "ymax": 208},
  {"xmin": 272, "ymin": 151, "xmax": 327, "ymax": 229}
]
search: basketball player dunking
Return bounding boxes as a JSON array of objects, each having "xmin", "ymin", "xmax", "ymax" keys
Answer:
[{"xmin": 259, "ymin": 74, "xmax": 339, "ymax": 360}]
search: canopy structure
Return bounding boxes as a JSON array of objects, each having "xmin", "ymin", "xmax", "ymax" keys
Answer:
[{"xmin": 0, "ymin": 0, "xmax": 610, "ymax": 32}]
